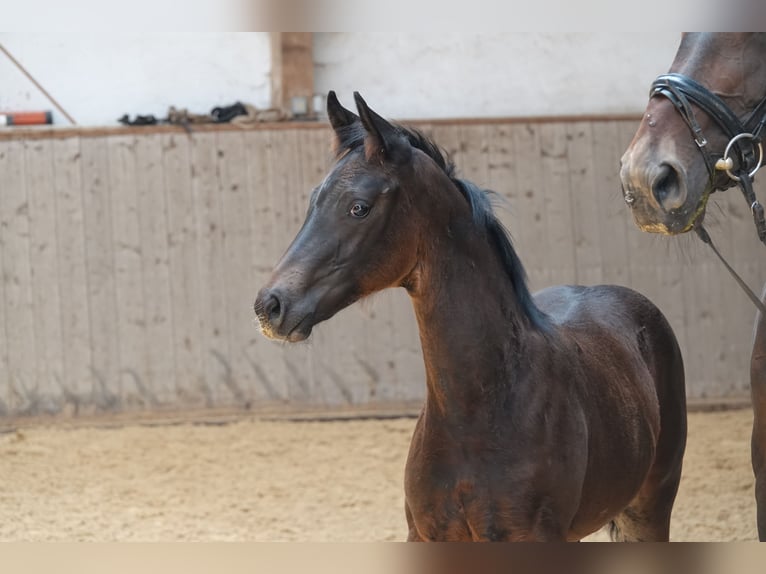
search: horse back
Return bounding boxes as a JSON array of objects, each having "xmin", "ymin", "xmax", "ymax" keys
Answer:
[{"xmin": 534, "ymin": 284, "xmax": 682, "ymax": 383}]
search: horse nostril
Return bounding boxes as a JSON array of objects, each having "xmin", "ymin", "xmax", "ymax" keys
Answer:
[
  {"xmin": 255, "ymin": 289, "xmax": 285, "ymax": 329},
  {"xmin": 652, "ymin": 164, "xmax": 686, "ymax": 211},
  {"xmin": 264, "ymin": 293, "xmax": 282, "ymax": 323}
]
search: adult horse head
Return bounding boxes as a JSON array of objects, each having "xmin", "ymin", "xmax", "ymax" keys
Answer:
[
  {"xmin": 620, "ymin": 33, "xmax": 766, "ymax": 236},
  {"xmin": 256, "ymin": 92, "xmax": 686, "ymax": 541}
]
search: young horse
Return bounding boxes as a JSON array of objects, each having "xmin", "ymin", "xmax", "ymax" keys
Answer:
[
  {"xmin": 256, "ymin": 92, "xmax": 687, "ymax": 541},
  {"xmin": 620, "ymin": 32, "xmax": 766, "ymax": 540}
]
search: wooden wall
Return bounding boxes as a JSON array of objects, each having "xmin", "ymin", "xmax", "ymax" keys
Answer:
[{"xmin": 0, "ymin": 118, "xmax": 762, "ymax": 419}]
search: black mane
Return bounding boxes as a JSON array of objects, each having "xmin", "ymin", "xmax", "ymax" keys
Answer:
[{"xmin": 337, "ymin": 122, "xmax": 548, "ymax": 329}]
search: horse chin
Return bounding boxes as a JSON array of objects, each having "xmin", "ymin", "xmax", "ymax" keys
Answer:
[
  {"xmin": 257, "ymin": 314, "xmax": 314, "ymax": 343},
  {"xmin": 629, "ymin": 193, "xmax": 709, "ymax": 236},
  {"xmin": 286, "ymin": 327, "xmax": 312, "ymax": 343},
  {"xmin": 632, "ymin": 214, "xmax": 690, "ymax": 236}
]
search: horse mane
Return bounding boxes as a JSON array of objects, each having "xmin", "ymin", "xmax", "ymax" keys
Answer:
[{"xmin": 336, "ymin": 123, "xmax": 549, "ymax": 329}]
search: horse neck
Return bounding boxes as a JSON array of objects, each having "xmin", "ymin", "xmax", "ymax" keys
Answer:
[
  {"xmin": 404, "ymin": 178, "xmax": 538, "ymax": 418},
  {"xmin": 675, "ymin": 34, "xmax": 766, "ymax": 109}
]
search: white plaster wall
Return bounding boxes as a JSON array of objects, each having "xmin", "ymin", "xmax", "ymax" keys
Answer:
[
  {"xmin": 0, "ymin": 33, "xmax": 272, "ymax": 126},
  {"xmin": 0, "ymin": 33, "xmax": 682, "ymax": 126},
  {"xmin": 314, "ymin": 33, "xmax": 682, "ymax": 119}
]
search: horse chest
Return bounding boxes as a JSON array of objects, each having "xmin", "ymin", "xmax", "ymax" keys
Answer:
[{"xmin": 404, "ymin": 440, "xmax": 558, "ymax": 541}]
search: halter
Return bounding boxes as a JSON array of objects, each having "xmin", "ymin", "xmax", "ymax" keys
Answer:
[
  {"xmin": 651, "ymin": 73, "xmax": 766, "ymax": 243},
  {"xmin": 650, "ymin": 73, "xmax": 766, "ymax": 314}
]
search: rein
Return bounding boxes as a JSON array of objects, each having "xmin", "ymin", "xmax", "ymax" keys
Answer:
[
  {"xmin": 694, "ymin": 224, "xmax": 766, "ymax": 315},
  {"xmin": 651, "ymin": 73, "xmax": 766, "ymax": 314}
]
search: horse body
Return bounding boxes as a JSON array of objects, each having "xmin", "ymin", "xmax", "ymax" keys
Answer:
[
  {"xmin": 404, "ymin": 255, "xmax": 681, "ymax": 541},
  {"xmin": 256, "ymin": 92, "xmax": 686, "ymax": 541},
  {"xmin": 620, "ymin": 32, "xmax": 766, "ymax": 540}
]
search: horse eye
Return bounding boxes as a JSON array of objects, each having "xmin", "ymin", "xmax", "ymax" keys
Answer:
[{"xmin": 349, "ymin": 201, "xmax": 371, "ymax": 218}]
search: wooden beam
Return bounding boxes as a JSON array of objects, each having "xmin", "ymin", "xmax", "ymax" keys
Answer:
[{"xmin": 270, "ymin": 33, "xmax": 315, "ymax": 118}]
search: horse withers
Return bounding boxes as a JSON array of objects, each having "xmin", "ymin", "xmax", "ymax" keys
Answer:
[
  {"xmin": 256, "ymin": 92, "xmax": 687, "ymax": 541},
  {"xmin": 619, "ymin": 32, "xmax": 766, "ymax": 540}
]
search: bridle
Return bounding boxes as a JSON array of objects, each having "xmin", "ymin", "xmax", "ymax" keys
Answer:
[
  {"xmin": 651, "ymin": 72, "xmax": 766, "ymax": 313},
  {"xmin": 651, "ymin": 73, "xmax": 766, "ymax": 244}
]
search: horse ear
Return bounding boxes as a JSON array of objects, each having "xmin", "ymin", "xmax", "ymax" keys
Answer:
[
  {"xmin": 353, "ymin": 92, "xmax": 411, "ymax": 163},
  {"xmin": 326, "ymin": 90, "xmax": 359, "ymax": 132}
]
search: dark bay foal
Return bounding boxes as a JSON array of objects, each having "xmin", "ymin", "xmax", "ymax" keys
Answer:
[{"xmin": 256, "ymin": 92, "xmax": 687, "ymax": 541}]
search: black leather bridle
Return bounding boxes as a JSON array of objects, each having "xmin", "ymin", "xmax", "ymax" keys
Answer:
[
  {"xmin": 651, "ymin": 72, "xmax": 766, "ymax": 313},
  {"xmin": 651, "ymin": 72, "xmax": 766, "ymax": 244}
]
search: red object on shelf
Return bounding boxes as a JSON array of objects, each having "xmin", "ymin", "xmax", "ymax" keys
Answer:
[{"xmin": 0, "ymin": 111, "xmax": 53, "ymax": 126}]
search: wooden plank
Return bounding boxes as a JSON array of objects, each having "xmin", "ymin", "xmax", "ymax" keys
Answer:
[
  {"xmin": 565, "ymin": 122, "xmax": 603, "ymax": 286},
  {"xmin": 188, "ymin": 131, "xmax": 229, "ymax": 406},
  {"xmin": 108, "ymin": 135, "xmax": 153, "ymax": 409},
  {"xmin": 79, "ymin": 137, "xmax": 121, "ymax": 410},
  {"xmin": 134, "ymin": 134, "xmax": 175, "ymax": 404},
  {"xmin": 51, "ymin": 137, "xmax": 92, "ymax": 412},
  {"xmin": 216, "ymin": 129, "xmax": 259, "ymax": 408},
  {"xmin": 539, "ymin": 123, "xmax": 577, "ymax": 287},
  {"xmin": 0, "ymin": 142, "xmax": 8, "ymax": 415},
  {"xmin": 590, "ymin": 121, "xmax": 632, "ymax": 286},
  {"xmin": 0, "ymin": 143, "xmax": 16, "ymax": 414},
  {"xmin": 244, "ymin": 128, "xmax": 289, "ymax": 404},
  {"xmin": 430, "ymin": 124, "xmax": 461, "ymax": 174},
  {"xmin": 486, "ymin": 122, "xmax": 542, "ymax": 296},
  {"xmin": 24, "ymin": 138, "xmax": 64, "ymax": 413},
  {"xmin": 458, "ymin": 124, "xmax": 489, "ymax": 189},
  {"xmin": 505, "ymin": 123, "xmax": 549, "ymax": 291},
  {"xmin": 681, "ymin": 260, "xmax": 723, "ymax": 398},
  {"xmin": 162, "ymin": 133, "xmax": 206, "ymax": 406},
  {"xmin": 1, "ymin": 141, "xmax": 39, "ymax": 415},
  {"xmin": 486, "ymin": 123, "xmax": 516, "ymax": 203}
]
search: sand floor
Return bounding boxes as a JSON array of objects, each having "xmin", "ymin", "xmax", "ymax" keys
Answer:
[{"xmin": 0, "ymin": 408, "xmax": 758, "ymax": 541}]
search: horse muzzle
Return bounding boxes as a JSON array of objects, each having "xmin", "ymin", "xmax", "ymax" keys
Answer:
[
  {"xmin": 254, "ymin": 286, "xmax": 315, "ymax": 343},
  {"xmin": 620, "ymin": 151, "xmax": 701, "ymax": 235}
]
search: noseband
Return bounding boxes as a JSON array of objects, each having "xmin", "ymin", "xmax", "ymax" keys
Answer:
[{"xmin": 651, "ymin": 73, "xmax": 766, "ymax": 244}]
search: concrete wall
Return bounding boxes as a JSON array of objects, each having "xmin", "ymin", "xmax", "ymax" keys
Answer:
[
  {"xmin": 0, "ymin": 33, "xmax": 681, "ymax": 126},
  {"xmin": 0, "ymin": 33, "xmax": 273, "ymax": 126},
  {"xmin": 313, "ymin": 33, "xmax": 682, "ymax": 119}
]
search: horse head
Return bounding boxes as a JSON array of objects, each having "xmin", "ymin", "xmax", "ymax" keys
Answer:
[
  {"xmin": 254, "ymin": 92, "xmax": 450, "ymax": 342},
  {"xmin": 620, "ymin": 33, "xmax": 766, "ymax": 235}
]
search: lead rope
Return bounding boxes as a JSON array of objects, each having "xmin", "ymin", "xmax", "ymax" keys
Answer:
[{"xmin": 694, "ymin": 223, "xmax": 766, "ymax": 315}]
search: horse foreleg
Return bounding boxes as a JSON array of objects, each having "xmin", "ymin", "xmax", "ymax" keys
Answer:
[{"xmin": 750, "ymin": 288, "xmax": 766, "ymax": 541}]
